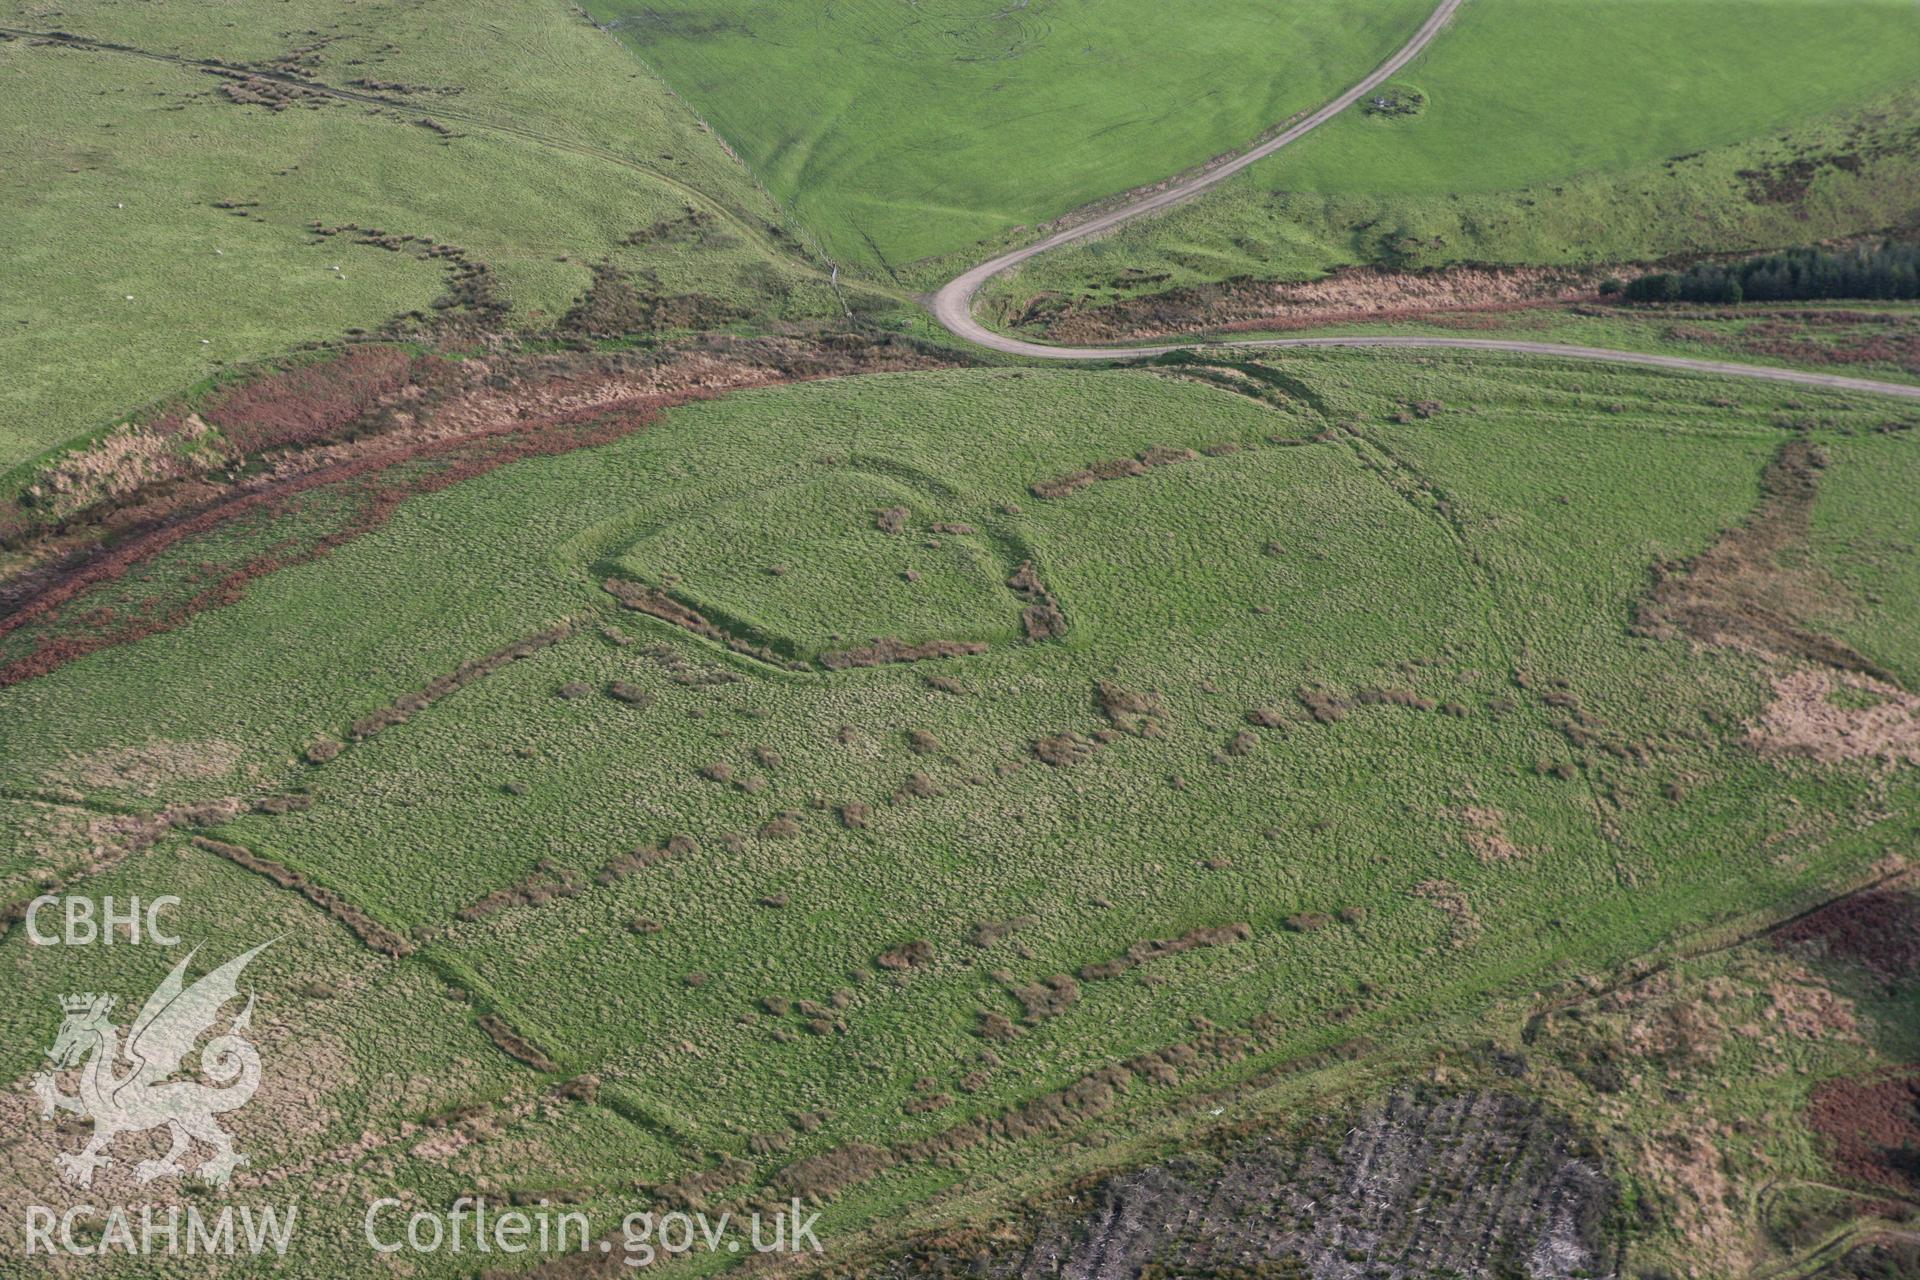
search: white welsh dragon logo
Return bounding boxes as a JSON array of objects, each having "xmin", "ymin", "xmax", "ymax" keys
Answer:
[{"xmin": 33, "ymin": 941, "xmax": 271, "ymax": 1189}]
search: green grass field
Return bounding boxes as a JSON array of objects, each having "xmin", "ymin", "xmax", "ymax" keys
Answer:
[
  {"xmin": 1275, "ymin": 0, "xmax": 1920, "ymax": 198},
  {"xmin": 986, "ymin": 0, "xmax": 1920, "ymax": 310},
  {"xmin": 615, "ymin": 468, "xmax": 1027, "ymax": 661},
  {"xmin": 6, "ymin": 351, "xmax": 1916, "ymax": 1272},
  {"xmin": 5, "ymin": 1, "xmax": 1920, "ymax": 1273},
  {"xmin": 0, "ymin": 0, "xmax": 842, "ymax": 476},
  {"xmin": 582, "ymin": 0, "xmax": 1435, "ymax": 274},
  {"xmin": 1811, "ymin": 433, "xmax": 1920, "ymax": 685}
]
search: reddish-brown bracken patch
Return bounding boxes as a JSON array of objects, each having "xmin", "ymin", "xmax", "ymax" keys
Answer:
[
  {"xmin": 1015, "ymin": 264, "xmax": 1603, "ymax": 344},
  {"xmin": 1737, "ymin": 312, "xmax": 1920, "ymax": 375},
  {"xmin": 1806, "ymin": 1068, "xmax": 1920, "ymax": 1192},
  {"xmin": 0, "ymin": 397, "xmax": 684, "ymax": 685},
  {"xmin": 1775, "ymin": 886, "xmax": 1920, "ymax": 985},
  {"xmin": 0, "ymin": 334, "xmax": 951, "ymax": 685},
  {"xmin": 199, "ymin": 346, "xmax": 432, "ymax": 454}
]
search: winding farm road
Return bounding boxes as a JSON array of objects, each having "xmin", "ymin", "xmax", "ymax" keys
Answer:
[{"xmin": 930, "ymin": 0, "xmax": 1920, "ymax": 403}]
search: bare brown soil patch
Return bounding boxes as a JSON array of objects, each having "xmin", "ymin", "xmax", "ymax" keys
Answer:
[
  {"xmin": 350, "ymin": 624, "xmax": 574, "ymax": 741},
  {"xmin": 606, "ymin": 679, "xmax": 650, "ymax": 705},
  {"xmin": 1005, "ymin": 560, "xmax": 1067, "ymax": 640},
  {"xmin": 1458, "ymin": 805, "xmax": 1526, "ymax": 863},
  {"xmin": 457, "ymin": 858, "xmax": 585, "ymax": 922},
  {"xmin": 596, "ymin": 836, "xmax": 695, "ymax": 886},
  {"xmin": 759, "ymin": 811, "xmax": 802, "ymax": 839},
  {"xmin": 1008, "ymin": 974, "xmax": 1080, "ymax": 1023},
  {"xmin": 1078, "ymin": 923, "xmax": 1251, "ymax": 981},
  {"xmin": 819, "ymin": 637, "xmax": 987, "ymax": 669},
  {"xmin": 1749, "ymin": 668, "xmax": 1920, "ymax": 766},
  {"xmin": 1014, "ymin": 264, "xmax": 1604, "ymax": 344},
  {"xmin": 1297, "ymin": 684, "xmax": 1351, "ymax": 724},
  {"xmin": 1356, "ymin": 685, "xmax": 1436, "ymax": 712},
  {"xmin": 1096, "ymin": 680, "xmax": 1170, "ymax": 737},
  {"xmin": 602, "ymin": 578, "xmax": 802, "ymax": 669},
  {"xmin": 1737, "ymin": 144, "xmax": 1881, "ymax": 205},
  {"xmin": 1636, "ymin": 440, "xmax": 1893, "ymax": 680},
  {"xmin": 876, "ymin": 939, "xmax": 934, "ymax": 970},
  {"xmin": 1415, "ymin": 878, "xmax": 1481, "ymax": 947},
  {"xmin": 218, "ymin": 73, "xmax": 334, "ymax": 111},
  {"xmin": 477, "ymin": 1013, "xmax": 560, "ymax": 1073},
  {"xmin": 53, "ymin": 737, "xmax": 245, "ymax": 796},
  {"xmin": 1030, "ymin": 445, "xmax": 1197, "ymax": 500},
  {"xmin": 1032, "ymin": 731, "xmax": 1098, "ymax": 767}
]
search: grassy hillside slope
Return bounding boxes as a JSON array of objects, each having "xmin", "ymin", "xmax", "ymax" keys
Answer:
[
  {"xmin": 985, "ymin": 0, "xmax": 1920, "ymax": 312},
  {"xmin": 0, "ymin": 0, "xmax": 834, "ymax": 474},
  {"xmin": 584, "ymin": 0, "xmax": 1435, "ymax": 273},
  {"xmin": 4, "ymin": 352, "xmax": 1915, "ymax": 1272}
]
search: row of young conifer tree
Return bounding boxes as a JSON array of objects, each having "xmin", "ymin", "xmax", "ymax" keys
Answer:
[{"xmin": 1616, "ymin": 242, "xmax": 1920, "ymax": 303}]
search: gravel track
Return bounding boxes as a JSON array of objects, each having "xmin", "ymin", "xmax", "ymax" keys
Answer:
[{"xmin": 929, "ymin": 0, "xmax": 1920, "ymax": 403}]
